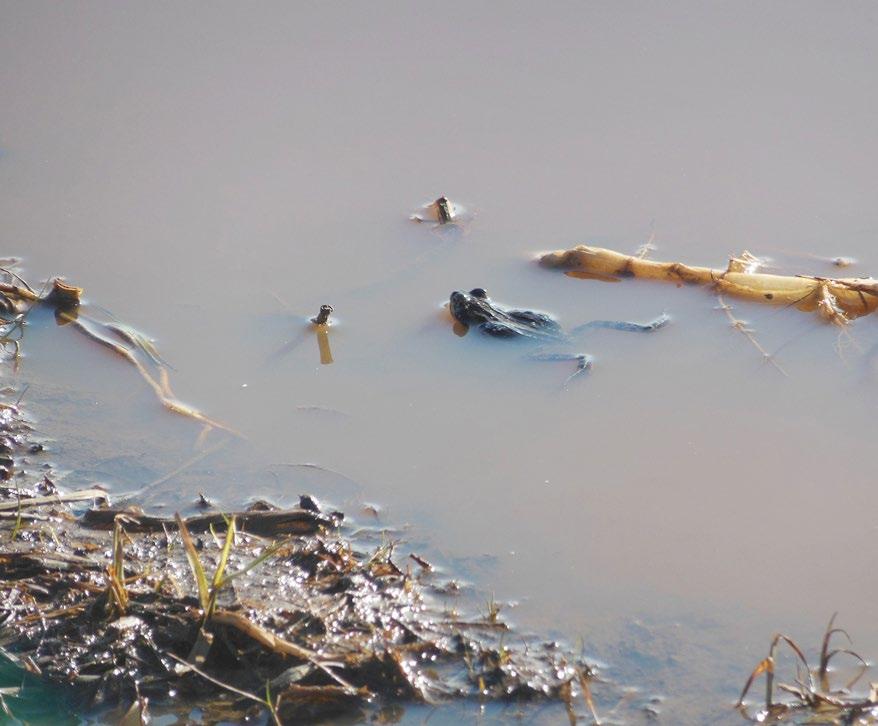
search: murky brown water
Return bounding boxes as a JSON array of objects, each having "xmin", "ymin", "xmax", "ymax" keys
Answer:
[{"xmin": 3, "ymin": 2, "xmax": 878, "ymax": 722}]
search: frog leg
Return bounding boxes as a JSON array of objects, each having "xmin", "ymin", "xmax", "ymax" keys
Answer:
[
  {"xmin": 527, "ymin": 350, "xmax": 594, "ymax": 386},
  {"xmin": 569, "ymin": 312, "xmax": 670, "ymax": 335}
]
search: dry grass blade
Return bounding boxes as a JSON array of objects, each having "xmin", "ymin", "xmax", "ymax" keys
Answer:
[
  {"xmin": 634, "ymin": 227, "xmax": 656, "ymax": 260},
  {"xmin": 111, "ymin": 517, "xmax": 126, "ymax": 585},
  {"xmin": 717, "ymin": 294, "xmax": 788, "ymax": 376},
  {"xmin": 64, "ymin": 316, "xmax": 240, "ymax": 437},
  {"xmin": 64, "ymin": 317, "xmax": 163, "ymax": 391},
  {"xmin": 0, "ymin": 267, "xmax": 35, "ymax": 295},
  {"xmin": 0, "ymin": 282, "xmax": 39, "ymax": 304},
  {"xmin": 0, "ymin": 488, "xmax": 107, "ymax": 512},
  {"xmin": 210, "ymin": 609, "xmax": 318, "ymax": 662},
  {"xmin": 578, "ymin": 667, "xmax": 601, "ymax": 724},
  {"xmin": 210, "ymin": 609, "xmax": 360, "ymax": 693},
  {"xmin": 213, "ymin": 537, "xmax": 288, "ymax": 588},
  {"xmin": 175, "ymin": 513, "xmax": 210, "ymax": 612},
  {"xmin": 818, "ymin": 613, "xmax": 847, "ymax": 690},
  {"xmin": 175, "ymin": 513, "xmax": 293, "ymax": 620},
  {"xmin": 104, "ymin": 321, "xmax": 171, "ymax": 368},
  {"xmin": 559, "ymin": 678, "xmax": 576, "ymax": 725},
  {"xmin": 738, "ymin": 619, "xmax": 878, "ymax": 723},
  {"xmin": 206, "ymin": 516, "xmax": 236, "ymax": 616},
  {"xmin": 162, "ymin": 398, "xmax": 240, "ymax": 437},
  {"xmin": 106, "ymin": 517, "xmax": 129, "ymax": 616},
  {"xmin": 770, "ymin": 634, "xmax": 813, "ymax": 693},
  {"xmin": 737, "ymin": 657, "xmax": 773, "ymax": 709}
]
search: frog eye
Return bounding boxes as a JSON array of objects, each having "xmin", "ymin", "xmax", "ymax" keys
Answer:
[{"xmin": 469, "ymin": 288, "xmax": 488, "ymax": 299}]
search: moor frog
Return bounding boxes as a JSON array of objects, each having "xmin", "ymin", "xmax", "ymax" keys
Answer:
[{"xmin": 448, "ymin": 288, "xmax": 669, "ymax": 385}]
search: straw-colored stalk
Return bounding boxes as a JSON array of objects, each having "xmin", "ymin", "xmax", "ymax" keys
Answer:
[{"xmin": 540, "ymin": 245, "xmax": 878, "ymax": 324}]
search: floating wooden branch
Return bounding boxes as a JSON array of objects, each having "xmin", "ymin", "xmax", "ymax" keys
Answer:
[{"xmin": 539, "ymin": 245, "xmax": 878, "ymax": 324}]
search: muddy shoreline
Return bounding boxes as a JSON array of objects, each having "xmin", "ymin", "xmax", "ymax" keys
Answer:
[{"xmin": 0, "ymin": 382, "xmax": 621, "ymax": 723}]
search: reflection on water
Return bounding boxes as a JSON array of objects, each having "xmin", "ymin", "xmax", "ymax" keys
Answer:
[
  {"xmin": 315, "ymin": 324, "xmax": 334, "ymax": 365},
  {"xmin": 2, "ymin": 1, "xmax": 878, "ymax": 721}
]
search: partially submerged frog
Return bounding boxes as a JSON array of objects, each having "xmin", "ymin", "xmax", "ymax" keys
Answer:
[
  {"xmin": 449, "ymin": 288, "xmax": 669, "ymax": 385},
  {"xmin": 413, "ymin": 196, "xmax": 456, "ymax": 224},
  {"xmin": 412, "ymin": 196, "xmax": 458, "ymax": 225},
  {"xmin": 411, "ymin": 196, "xmax": 474, "ymax": 234}
]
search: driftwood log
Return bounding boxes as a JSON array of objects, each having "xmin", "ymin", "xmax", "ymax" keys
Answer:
[{"xmin": 540, "ymin": 245, "xmax": 878, "ymax": 323}]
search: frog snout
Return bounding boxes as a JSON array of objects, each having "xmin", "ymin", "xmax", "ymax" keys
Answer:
[{"xmin": 449, "ymin": 291, "xmax": 468, "ymax": 308}]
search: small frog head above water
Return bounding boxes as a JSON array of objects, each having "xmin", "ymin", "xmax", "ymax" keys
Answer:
[
  {"xmin": 449, "ymin": 288, "xmax": 564, "ymax": 340},
  {"xmin": 413, "ymin": 196, "xmax": 458, "ymax": 225},
  {"xmin": 411, "ymin": 197, "xmax": 474, "ymax": 233},
  {"xmin": 449, "ymin": 288, "xmax": 493, "ymax": 326}
]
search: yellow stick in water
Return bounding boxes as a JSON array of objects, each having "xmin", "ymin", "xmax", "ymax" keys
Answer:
[{"xmin": 539, "ymin": 245, "xmax": 878, "ymax": 323}]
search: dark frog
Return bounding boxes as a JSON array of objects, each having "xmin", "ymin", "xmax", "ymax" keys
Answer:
[{"xmin": 449, "ymin": 288, "xmax": 669, "ymax": 385}]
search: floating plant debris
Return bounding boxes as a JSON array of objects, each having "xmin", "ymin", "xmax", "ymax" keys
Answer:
[
  {"xmin": 0, "ymin": 264, "xmax": 235, "ymax": 438},
  {"xmin": 540, "ymin": 245, "xmax": 878, "ymax": 324}
]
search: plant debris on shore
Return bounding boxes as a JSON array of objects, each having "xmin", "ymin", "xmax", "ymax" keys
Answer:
[
  {"xmin": 0, "ymin": 394, "xmax": 620, "ymax": 723},
  {"xmin": 736, "ymin": 615, "xmax": 878, "ymax": 724}
]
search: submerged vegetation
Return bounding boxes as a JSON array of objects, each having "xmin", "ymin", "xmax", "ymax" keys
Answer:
[{"xmin": 0, "ymin": 264, "xmax": 234, "ymax": 440}]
